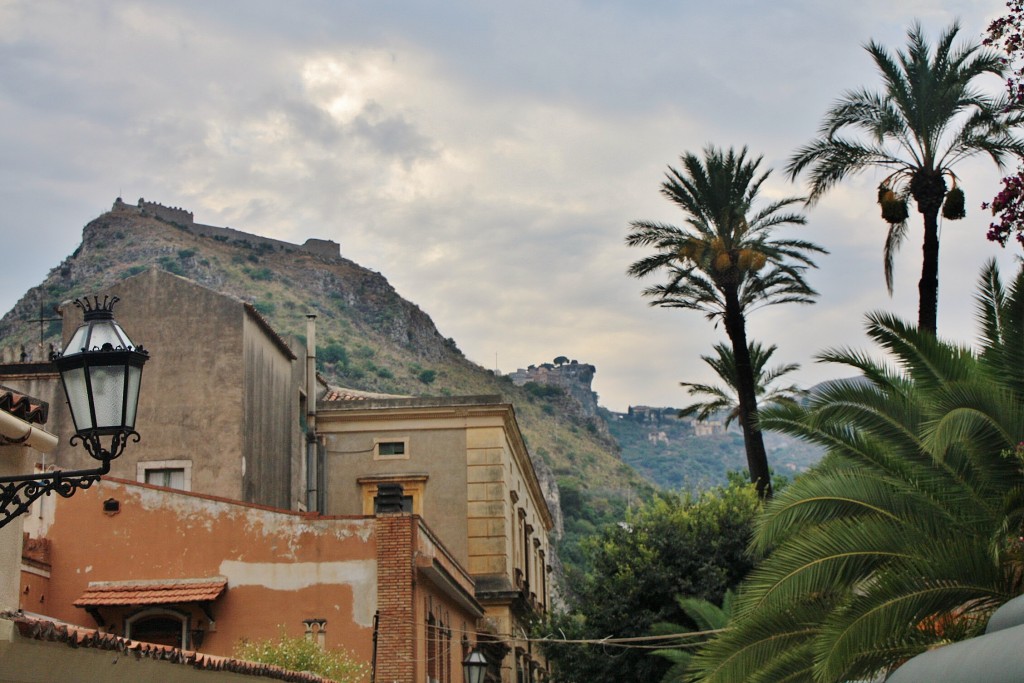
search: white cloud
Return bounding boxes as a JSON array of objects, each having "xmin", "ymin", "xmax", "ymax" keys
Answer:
[{"xmin": 0, "ymin": 0, "xmax": 1015, "ymax": 412}]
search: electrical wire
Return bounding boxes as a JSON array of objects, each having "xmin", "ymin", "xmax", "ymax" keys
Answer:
[{"xmin": 380, "ymin": 615, "xmax": 726, "ymax": 651}]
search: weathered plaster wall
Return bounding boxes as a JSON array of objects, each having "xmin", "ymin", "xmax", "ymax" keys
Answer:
[
  {"xmin": 34, "ymin": 479, "xmax": 378, "ymax": 661},
  {"xmin": 241, "ymin": 312, "xmax": 295, "ymax": 508},
  {"xmin": 56, "ymin": 269, "xmax": 249, "ymax": 499}
]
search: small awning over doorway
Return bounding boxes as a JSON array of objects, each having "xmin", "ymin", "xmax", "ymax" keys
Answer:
[{"xmin": 73, "ymin": 577, "xmax": 227, "ymax": 607}]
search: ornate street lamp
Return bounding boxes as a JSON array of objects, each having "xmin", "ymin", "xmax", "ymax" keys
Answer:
[
  {"xmin": 0, "ymin": 296, "xmax": 148, "ymax": 527},
  {"xmin": 463, "ymin": 649, "xmax": 488, "ymax": 683}
]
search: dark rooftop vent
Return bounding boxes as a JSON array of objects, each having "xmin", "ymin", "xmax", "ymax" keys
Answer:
[{"xmin": 375, "ymin": 483, "xmax": 406, "ymax": 514}]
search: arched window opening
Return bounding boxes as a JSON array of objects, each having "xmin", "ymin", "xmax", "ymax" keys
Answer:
[{"xmin": 126, "ymin": 608, "xmax": 189, "ymax": 649}]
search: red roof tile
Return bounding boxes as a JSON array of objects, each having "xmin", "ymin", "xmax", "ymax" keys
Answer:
[
  {"xmin": 322, "ymin": 386, "xmax": 409, "ymax": 401},
  {"xmin": 74, "ymin": 577, "xmax": 227, "ymax": 607},
  {"xmin": 0, "ymin": 384, "xmax": 48, "ymax": 424},
  {"xmin": 4, "ymin": 612, "xmax": 334, "ymax": 683}
]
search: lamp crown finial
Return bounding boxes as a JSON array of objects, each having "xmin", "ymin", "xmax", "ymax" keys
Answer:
[{"xmin": 74, "ymin": 295, "xmax": 120, "ymax": 321}]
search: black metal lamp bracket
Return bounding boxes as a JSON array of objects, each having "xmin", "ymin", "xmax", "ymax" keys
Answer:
[{"xmin": 0, "ymin": 429, "xmax": 138, "ymax": 528}]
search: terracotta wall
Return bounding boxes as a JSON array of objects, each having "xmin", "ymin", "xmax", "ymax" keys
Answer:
[{"xmin": 26, "ymin": 478, "xmax": 378, "ymax": 662}]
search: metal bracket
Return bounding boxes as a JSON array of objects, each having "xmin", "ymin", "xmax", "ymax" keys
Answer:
[
  {"xmin": 0, "ymin": 428, "xmax": 137, "ymax": 528},
  {"xmin": 0, "ymin": 462, "xmax": 109, "ymax": 528}
]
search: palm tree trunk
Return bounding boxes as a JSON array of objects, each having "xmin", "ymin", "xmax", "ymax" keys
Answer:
[
  {"xmin": 918, "ymin": 207, "xmax": 940, "ymax": 334},
  {"xmin": 723, "ymin": 287, "xmax": 772, "ymax": 498},
  {"xmin": 911, "ymin": 170, "xmax": 945, "ymax": 335}
]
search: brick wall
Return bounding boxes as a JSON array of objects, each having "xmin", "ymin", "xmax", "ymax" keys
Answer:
[{"xmin": 375, "ymin": 514, "xmax": 416, "ymax": 683}]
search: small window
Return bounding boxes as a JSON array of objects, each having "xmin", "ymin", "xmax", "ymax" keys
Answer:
[
  {"xmin": 374, "ymin": 438, "xmax": 409, "ymax": 460},
  {"xmin": 378, "ymin": 442, "xmax": 404, "ymax": 456},
  {"xmin": 138, "ymin": 460, "xmax": 192, "ymax": 491},
  {"xmin": 146, "ymin": 468, "xmax": 186, "ymax": 489}
]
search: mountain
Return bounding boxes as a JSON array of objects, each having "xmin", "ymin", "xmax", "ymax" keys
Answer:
[
  {"xmin": 606, "ymin": 406, "xmax": 826, "ymax": 492},
  {"xmin": 0, "ymin": 198, "xmax": 655, "ymax": 568},
  {"xmin": 504, "ymin": 362, "xmax": 827, "ymax": 494}
]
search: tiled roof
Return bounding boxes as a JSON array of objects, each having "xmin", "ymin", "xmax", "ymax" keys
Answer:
[
  {"xmin": 322, "ymin": 386, "xmax": 409, "ymax": 401},
  {"xmin": 3, "ymin": 613, "xmax": 334, "ymax": 683},
  {"xmin": 74, "ymin": 577, "xmax": 227, "ymax": 607},
  {"xmin": 0, "ymin": 384, "xmax": 48, "ymax": 424}
]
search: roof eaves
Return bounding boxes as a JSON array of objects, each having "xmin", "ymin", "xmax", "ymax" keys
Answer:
[
  {"xmin": 0, "ymin": 385, "xmax": 49, "ymax": 424},
  {"xmin": 242, "ymin": 303, "xmax": 297, "ymax": 361},
  {"xmin": 3, "ymin": 612, "xmax": 334, "ymax": 683}
]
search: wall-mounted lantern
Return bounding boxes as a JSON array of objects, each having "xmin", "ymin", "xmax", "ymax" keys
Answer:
[
  {"xmin": 463, "ymin": 649, "xmax": 488, "ymax": 683},
  {"xmin": 0, "ymin": 296, "xmax": 148, "ymax": 527}
]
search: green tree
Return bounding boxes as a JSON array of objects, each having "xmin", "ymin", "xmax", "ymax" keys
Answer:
[
  {"xmin": 318, "ymin": 342, "xmax": 349, "ymax": 368},
  {"xmin": 679, "ymin": 341, "xmax": 805, "ymax": 428},
  {"xmin": 628, "ymin": 146, "xmax": 825, "ymax": 497},
  {"xmin": 543, "ymin": 482, "xmax": 760, "ymax": 683},
  {"xmin": 689, "ymin": 260, "xmax": 1024, "ymax": 683},
  {"xmin": 787, "ymin": 22, "xmax": 1024, "ymax": 334}
]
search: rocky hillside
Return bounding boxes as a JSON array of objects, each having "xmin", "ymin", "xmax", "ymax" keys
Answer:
[
  {"xmin": 606, "ymin": 405, "xmax": 826, "ymax": 491},
  {"xmin": 0, "ymin": 199, "xmax": 655, "ymax": 560}
]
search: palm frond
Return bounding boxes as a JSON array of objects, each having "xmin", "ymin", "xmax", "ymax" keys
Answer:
[
  {"xmin": 883, "ymin": 219, "xmax": 909, "ymax": 295},
  {"xmin": 787, "ymin": 20, "xmax": 1019, "ymax": 325}
]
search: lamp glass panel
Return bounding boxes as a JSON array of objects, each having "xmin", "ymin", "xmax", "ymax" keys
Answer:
[
  {"xmin": 65, "ymin": 326, "xmax": 91, "ymax": 354},
  {"xmin": 86, "ymin": 321, "xmax": 130, "ymax": 350},
  {"xmin": 88, "ymin": 364, "xmax": 127, "ymax": 429},
  {"xmin": 464, "ymin": 652, "xmax": 487, "ymax": 683},
  {"xmin": 62, "ymin": 366, "xmax": 94, "ymax": 431},
  {"xmin": 125, "ymin": 365, "xmax": 142, "ymax": 428}
]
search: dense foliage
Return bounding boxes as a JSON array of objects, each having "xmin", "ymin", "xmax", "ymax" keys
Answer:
[
  {"xmin": 234, "ymin": 629, "xmax": 369, "ymax": 682},
  {"xmin": 689, "ymin": 261, "xmax": 1024, "ymax": 683},
  {"xmin": 650, "ymin": 592, "xmax": 735, "ymax": 683},
  {"xmin": 788, "ymin": 22, "xmax": 1024, "ymax": 333},
  {"xmin": 543, "ymin": 482, "xmax": 760, "ymax": 683},
  {"xmin": 628, "ymin": 146, "xmax": 824, "ymax": 496}
]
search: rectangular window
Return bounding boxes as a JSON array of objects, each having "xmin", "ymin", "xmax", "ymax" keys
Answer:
[
  {"xmin": 138, "ymin": 460, "xmax": 192, "ymax": 491},
  {"xmin": 145, "ymin": 468, "xmax": 186, "ymax": 489},
  {"xmin": 373, "ymin": 438, "xmax": 409, "ymax": 460},
  {"xmin": 378, "ymin": 441, "xmax": 404, "ymax": 456}
]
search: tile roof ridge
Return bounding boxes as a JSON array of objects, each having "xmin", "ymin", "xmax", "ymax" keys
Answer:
[
  {"xmin": 0, "ymin": 385, "xmax": 49, "ymax": 424},
  {"xmin": 321, "ymin": 385, "xmax": 411, "ymax": 401},
  {"xmin": 2, "ymin": 612, "xmax": 335, "ymax": 683}
]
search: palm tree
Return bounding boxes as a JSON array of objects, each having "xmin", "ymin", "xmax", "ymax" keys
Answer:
[
  {"xmin": 688, "ymin": 260, "xmax": 1024, "ymax": 683},
  {"xmin": 649, "ymin": 592, "xmax": 734, "ymax": 683},
  {"xmin": 627, "ymin": 146, "xmax": 825, "ymax": 497},
  {"xmin": 679, "ymin": 341, "xmax": 806, "ymax": 429},
  {"xmin": 787, "ymin": 21, "xmax": 1024, "ymax": 334}
]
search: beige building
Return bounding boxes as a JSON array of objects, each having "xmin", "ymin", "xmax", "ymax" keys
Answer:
[
  {"xmin": 0, "ymin": 268, "xmax": 304, "ymax": 510},
  {"xmin": 317, "ymin": 394, "xmax": 555, "ymax": 682},
  {"xmin": 0, "ymin": 268, "xmax": 558, "ymax": 682}
]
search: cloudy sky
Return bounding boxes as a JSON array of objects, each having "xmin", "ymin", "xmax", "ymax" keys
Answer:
[{"xmin": 1, "ymin": 0, "xmax": 1020, "ymax": 412}]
